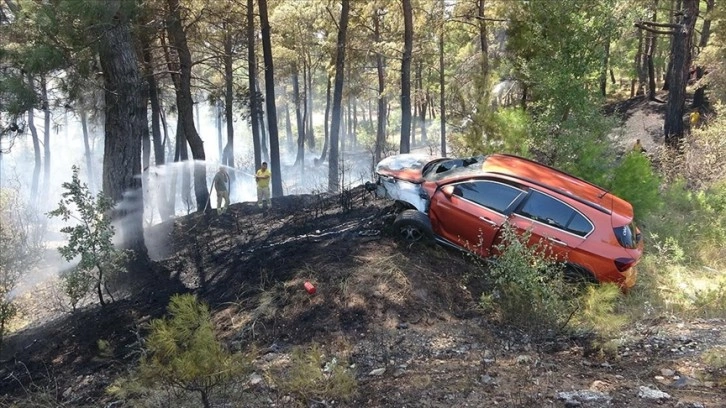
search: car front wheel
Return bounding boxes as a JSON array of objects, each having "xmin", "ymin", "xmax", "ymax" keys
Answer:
[{"xmin": 393, "ymin": 209, "xmax": 433, "ymax": 243}]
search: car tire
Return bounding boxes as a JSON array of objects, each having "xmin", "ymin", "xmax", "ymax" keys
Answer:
[{"xmin": 393, "ymin": 209, "xmax": 433, "ymax": 243}]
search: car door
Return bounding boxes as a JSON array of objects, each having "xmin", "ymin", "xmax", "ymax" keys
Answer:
[
  {"xmin": 508, "ymin": 190, "xmax": 591, "ymax": 262},
  {"xmin": 430, "ymin": 180, "xmax": 525, "ymax": 256}
]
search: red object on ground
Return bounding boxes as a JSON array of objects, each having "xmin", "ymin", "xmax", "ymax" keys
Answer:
[{"xmin": 304, "ymin": 281, "xmax": 316, "ymax": 295}]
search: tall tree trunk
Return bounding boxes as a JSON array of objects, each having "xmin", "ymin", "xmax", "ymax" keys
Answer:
[
  {"xmin": 600, "ymin": 34, "xmax": 611, "ymax": 96},
  {"xmin": 258, "ymin": 0, "xmax": 283, "ymax": 197},
  {"xmin": 293, "ymin": 66, "xmax": 305, "ymax": 168},
  {"xmin": 305, "ymin": 55, "xmax": 315, "ymax": 150},
  {"xmin": 399, "ymin": 0, "xmax": 413, "ymax": 153},
  {"xmin": 223, "ymin": 28, "xmax": 235, "ymax": 168},
  {"xmin": 248, "ymin": 0, "xmax": 262, "ymax": 171},
  {"xmin": 256, "ymin": 79, "xmax": 270, "ymax": 163},
  {"xmin": 166, "ymin": 0, "xmax": 208, "ymax": 211},
  {"xmin": 635, "ymin": 28, "xmax": 646, "ymax": 95},
  {"xmin": 284, "ymin": 94, "xmax": 293, "ymax": 151},
  {"xmin": 27, "ymin": 74, "xmax": 41, "ymax": 203},
  {"xmin": 141, "ymin": 34, "xmax": 164, "ymax": 166},
  {"xmin": 80, "ymin": 109, "xmax": 95, "ymax": 191},
  {"xmin": 96, "ymin": 5, "xmax": 147, "ymax": 259},
  {"xmin": 439, "ymin": 0, "xmax": 446, "ymax": 157},
  {"xmin": 664, "ymin": 0, "xmax": 698, "ymax": 148},
  {"xmin": 662, "ymin": 0, "xmax": 677, "ymax": 91},
  {"xmin": 319, "ymin": 73, "xmax": 331, "ymax": 162},
  {"xmin": 692, "ymin": 0, "xmax": 714, "ymax": 108},
  {"xmin": 328, "ymin": 0, "xmax": 349, "ymax": 192},
  {"xmin": 647, "ymin": 3, "xmax": 658, "ymax": 100},
  {"xmin": 40, "ymin": 75, "xmax": 51, "ymax": 202},
  {"xmin": 374, "ymin": 8, "xmax": 387, "ymax": 164}
]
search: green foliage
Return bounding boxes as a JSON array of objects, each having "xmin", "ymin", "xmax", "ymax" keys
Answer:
[
  {"xmin": 479, "ymin": 224, "xmax": 577, "ymax": 338},
  {"xmin": 608, "ymin": 152, "xmax": 662, "ymax": 219},
  {"xmin": 136, "ymin": 294, "xmax": 252, "ymax": 408},
  {"xmin": 702, "ymin": 346, "xmax": 726, "ymax": 370},
  {"xmin": 272, "ymin": 342, "xmax": 357, "ymax": 404},
  {"xmin": 572, "ymin": 284, "xmax": 628, "ymax": 355},
  {"xmin": 47, "ymin": 166, "xmax": 128, "ymax": 308}
]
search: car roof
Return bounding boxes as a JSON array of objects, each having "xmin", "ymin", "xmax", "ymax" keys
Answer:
[{"xmin": 479, "ymin": 154, "xmax": 635, "ymax": 221}]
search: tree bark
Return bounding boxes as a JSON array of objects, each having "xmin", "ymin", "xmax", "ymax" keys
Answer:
[
  {"xmin": 374, "ymin": 8, "xmax": 387, "ymax": 164},
  {"xmin": 40, "ymin": 75, "xmax": 51, "ymax": 202},
  {"xmin": 692, "ymin": 0, "xmax": 714, "ymax": 108},
  {"xmin": 165, "ymin": 0, "xmax": 208, "ymax": 211},
  {"xmin": 439, "ymin": 0, "xmax": 446, "ymax": 157},
  {"xmin": 247, "ymin": 0, "xmax": 262, "ymax": 171},
  {"xmin": 328, "ymin": 0, "xmax": 350, "ymax": 192},
  {"xmin": 27, "ymin": 74, "xmax": 41, "ymax": 203},
  {"xmin": 96, "ymin": 4, "xmax": 147, "ymax": 258},
  {"xmin": 319, "ymin": 73, "xmax": 331, "ymax": 162},
  {"xmin": 399, "ymin": 0, "xmax": 413, "ymax": 153},
  {"xmin": 223, "ymin": 28, "xmax": 235, "ymax": 168},
  {"xmin": 664, "ymin": 0, "xmax": 698, "ymax": 148},
  {"xmin": 258, "ymin": 0, "xmax": 283, "ymax": 197},
  {"xmin": 140, "ymin": 34, "xmax": 164, "ymax": 167},
  {"xmin": 293, "ymin": 66, "xmax": 305, "ymax": 168}
]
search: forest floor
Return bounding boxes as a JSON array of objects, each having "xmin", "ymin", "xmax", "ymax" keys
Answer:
[{"xmin": 1, "ymin": 95, "xmax": 724, "ymax": 408}]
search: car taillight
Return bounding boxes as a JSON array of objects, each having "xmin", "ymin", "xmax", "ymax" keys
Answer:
[{"xmin": 615, "ymin": 257, "xmax": 636, "ymax": 272}]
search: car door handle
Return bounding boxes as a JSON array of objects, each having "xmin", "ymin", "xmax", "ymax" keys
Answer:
[
  {"xmin": 546, "ymin": 236, "xmax": 568, "ymax": 247},
  {"xmin": 479, "ymin": 216, "xmax": 497, "ymax": 226}
]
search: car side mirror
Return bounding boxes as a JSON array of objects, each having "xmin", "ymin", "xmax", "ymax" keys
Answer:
[{"xmin": 441, "ymin": 185, "xmax": 455, "ymax": 199}]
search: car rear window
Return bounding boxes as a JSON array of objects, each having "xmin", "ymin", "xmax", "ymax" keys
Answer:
[
  {"xmin": 614, "ymin": 222, "xmax": 640, "ymax": 249},
  {"xmin": 453, "ymin": 181, "xmax": 524, "ymax": 213},
  {"xmin": 517, "ymin": 190, "xmax": 593, "ymax": 237}
]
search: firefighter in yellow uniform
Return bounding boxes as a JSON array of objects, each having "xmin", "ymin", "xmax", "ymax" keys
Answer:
[{"xmin": 255, "ymin": 162, "xmax": 272, "ymax": 209}]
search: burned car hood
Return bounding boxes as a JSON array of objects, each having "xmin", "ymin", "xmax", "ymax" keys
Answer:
[{"xmin": 375, "ymin": 154, "xmax": 436, "ymax": 183}]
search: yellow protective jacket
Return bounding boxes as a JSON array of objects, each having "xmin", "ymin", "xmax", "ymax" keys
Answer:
[{"xmin": 256, "ymin": 168, "xmax": 271, "ymax": 188}]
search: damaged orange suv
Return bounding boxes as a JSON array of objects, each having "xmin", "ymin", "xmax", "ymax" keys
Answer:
[{"xmin": 373, "ymin": 153, "xmax": 642, "ymax": 289}]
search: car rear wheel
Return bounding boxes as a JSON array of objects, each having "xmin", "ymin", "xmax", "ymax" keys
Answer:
[
  {"xmin": 564, "ymin": 264, "xmax": 597, "ymax": 285},
  {"xmin": 393, "ymin": 210, "xmax": 433, "ymax": 243}
]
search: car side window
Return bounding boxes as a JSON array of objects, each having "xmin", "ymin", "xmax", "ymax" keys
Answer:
[
  {"xmin": 517, "ymin": 190, "xmax": 593, "ymax": 236},
  {"xmin": 453, "ymin": 181, "xmax": 524, "ymax": 213}
]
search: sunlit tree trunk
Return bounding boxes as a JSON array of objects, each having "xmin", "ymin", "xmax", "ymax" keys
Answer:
[
  {"xmin": 258, "ymin": 0, "xmax": 283, "ymax": 197},
  {"xmin": 328, "ymin": 0, "xmax": 350, "ymax": 192},
  {"xmin": 399, "ymin": 0, "xmax": 412, "ymax": 153},
  {"xmin": 374, "ymin": 8, "xmax": 387, "ymax": 164}
]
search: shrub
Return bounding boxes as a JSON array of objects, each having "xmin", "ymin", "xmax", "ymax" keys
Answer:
[
  {"xmin": 271, "ymin": 342, "xmax": 357, "ymax": 404},
  {"xmin": 572, "ymin": 284, "xmax": 628, "ymax": 355},
  {"xmin": 47, "ymin": 166, "xmax": 128, "ymax": 308},
  {"xmin": 609, "ymin": 151, "xmax": 663, "ymax": 219},
  {"xmin": 479, "ymin": 224, "xmax": 577, "ymax": 338},
  {"xmin": 134, "ymin": 294, "xmax": 252, "ymax": 408}
]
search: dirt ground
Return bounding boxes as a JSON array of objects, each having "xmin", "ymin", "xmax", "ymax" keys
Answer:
[{"xmin": 1, "ymin": 96, "xmax": 724, "ymax": 407}]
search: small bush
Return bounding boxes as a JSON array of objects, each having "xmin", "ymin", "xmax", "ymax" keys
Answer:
[
  {"xmin": 479, "ymin": 224, "xmax": 577, "ymax": 338},
  {"xmin": 130, "ymin": 294, "xmax": 252, "ymax": 408},
  {"xmin": 48, "ymin": 166, "xmax": 129, "ymax": 308},
  {"xmin": 609, "ymin": 151, "xmax": 663, "ymax": 219},
  {"xmin": 572, "ymin": 284, "xmax": 628, "ymax": 355},
  {"xmin": 271, "ymin": 342, "xmax": 357, "ymax": 404}
]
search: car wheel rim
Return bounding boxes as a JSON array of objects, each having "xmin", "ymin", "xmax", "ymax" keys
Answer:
[{"xmin": 400, "ymin": 225, "xmax": 422, "ymax": 241}]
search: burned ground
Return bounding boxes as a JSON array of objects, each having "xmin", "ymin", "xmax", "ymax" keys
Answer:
[{"xmin": 1, "ymin": 96, "xmax": 725, "ymax": 406}]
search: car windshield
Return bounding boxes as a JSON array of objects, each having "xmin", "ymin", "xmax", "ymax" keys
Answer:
[{"xmin": 423, "ymin": 155, "xmax": 486, "ymax": 180}]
